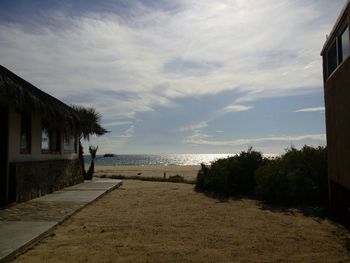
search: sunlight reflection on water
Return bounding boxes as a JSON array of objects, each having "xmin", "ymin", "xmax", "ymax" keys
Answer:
[{"xmin": 85, "ymin": 154, "xmax": 235, "ymax": 166}]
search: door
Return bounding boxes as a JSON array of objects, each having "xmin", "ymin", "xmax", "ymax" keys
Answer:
[{"xmin": 0, "ymin": 105, "xmax": 8, "ymax": 205}]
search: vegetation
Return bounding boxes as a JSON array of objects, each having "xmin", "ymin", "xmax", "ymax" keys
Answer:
[
  {"xmin": 196, "ymin": 147, "xmax": 264, "ymax": 196},
  {"xmin": 85, "ymin": 146, "xmax": 99, "ymax": 180},
  {"xmin": 72, "ymin": 105, "xmax": 108, "ymax": 180},
  {"xmin": 96, "ymin": 174, "xmax": 195, "ymax": 184},
  {"xmin": 195, "ymin": 146, "xmax": 328, "ymax": 206},
  {"xmin": 255, "ymin": 146, "xmax": 328, "ymax": 205},
  {"xmin": 168, "ymin": 175, "xmax": 185, "ymax": 183}
]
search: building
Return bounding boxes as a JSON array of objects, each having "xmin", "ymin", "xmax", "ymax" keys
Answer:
[
  {"xmin": 321, "ymin": 0, "xmax": 350, "ymax": 215},
  {"xmin": 0, "ymin": 65, "xmax": 83, "ymax": 206}
]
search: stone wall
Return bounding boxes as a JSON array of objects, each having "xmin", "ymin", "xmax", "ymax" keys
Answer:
[{"xmin": 10, "ymin": 159, "xmax": 83, "ymax": 202}]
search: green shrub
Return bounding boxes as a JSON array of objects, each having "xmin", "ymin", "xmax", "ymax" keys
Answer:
[
  {"xmin": 195, "ymin": 147, "xmax": 264, "ymax": 196},
  {"xmin": 255, "ymin": 158, "xmax": 290, "ymax": 202},
  {"xmin": 255, "ymin": 146, "xmax": 328, "ymax": 205},
  {"xmin": 195, "ymin": 145, "xmax": 328, "ymax": 206},
  {"xmin": 168, "ymin": 175, "xmax": 185, "ymax": 183},
  {"xmin": 110, "ymin": 174, "xmax": 125, "ymax": 179}
]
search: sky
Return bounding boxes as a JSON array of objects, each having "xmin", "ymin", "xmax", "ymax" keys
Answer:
[{"xmin": 0, "ymin": 0, "xmax": 347, "ymax": 154}]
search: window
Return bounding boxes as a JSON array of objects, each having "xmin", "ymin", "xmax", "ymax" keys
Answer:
[
  {"xmin": 325, "ymin": 24, "xmax": 350, "ymax": 79},
  {"xmin": 20, "ymin": 113, "xmax": 31, "ymax": 153},
  {"xmin": 41, "ymin": 127, "xmax": 61, "ymax": 153},
  {"xmin": 327, "ymin": 41, "xmax": 338, "ymax": 77},
  {"xmin": 339, "ymin": 26, "xmax": 350, "ymax": 63},
  {"xmin": 41, "ymin": 129, "xmax": 50, "ymax": 150},
  {"xmin": 64, "ymin": 134, "xmax": 76, "ymax": 152},
  {"xmin": 50, "ymin": 129, "xmax": 60, "ymax": 152}
]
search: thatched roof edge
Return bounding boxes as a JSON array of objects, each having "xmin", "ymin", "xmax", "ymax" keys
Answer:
[{"xmin": 0, "ymin": 65, "xmax": 80, "ymax": 128}]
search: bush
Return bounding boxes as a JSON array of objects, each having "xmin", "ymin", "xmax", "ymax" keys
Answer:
[
  {"xmin": 195, "ymin": 145, "xmax": 328, "ymax": 206},
  {"xmin": 255, "ymin": 158, "xmax": 290, "ymax": 202},
  {"xmin": 255, "ymin": 146, "xmax": 328, "ymax": 205},
  {"xmin": 168, "ymin": 175, "xmax": 185, "ymax": 183},
  {"xmin": 195, "ymin": 147, "xmax": 264, "ymax": 196}
]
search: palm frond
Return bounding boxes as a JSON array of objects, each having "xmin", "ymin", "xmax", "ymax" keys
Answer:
[{"xmin": 71, "ymin": 105, "xmax": 108, "ymax": 140}]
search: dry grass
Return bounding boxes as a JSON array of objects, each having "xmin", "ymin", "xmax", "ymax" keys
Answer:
[{"xmin": 16, "ymin": 180, "xmax": 350, "ymax": 263}]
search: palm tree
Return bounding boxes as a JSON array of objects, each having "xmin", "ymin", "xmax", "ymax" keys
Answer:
[{"xmin": 72, "ymin": 105, "xmax": 108, "ymax": 180}]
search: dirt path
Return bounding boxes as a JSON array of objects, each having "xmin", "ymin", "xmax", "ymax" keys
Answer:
[{"xmin": 15, "ymin": 180, "xmax": 350, "ymax": 262}]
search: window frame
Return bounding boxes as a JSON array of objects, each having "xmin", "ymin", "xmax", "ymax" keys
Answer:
[
  {"xmin": 63, "ymin": 133, "xmax": 77, "ymax": 153},
  {"xmin": 19, "ymin": 112, "xmax": 31, "ymax": 154},
  {"xmin": 41, "ymin": 126, "xmax": 62, "ymax": 154},
  {"xmin": 325, "ymin": 20, "xmax": 350, "ymax": 80},
  {"xmin": 338, "ymin": 24, "xmax": 350, "ymax": 63},
  {"xmin": 326, "ymin": 39, "xmax": 338, "ymax": 78}
]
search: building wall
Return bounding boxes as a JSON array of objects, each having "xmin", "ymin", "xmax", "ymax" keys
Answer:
[
  {"xmin": 6, "ymin": 104, "xmax": 83, "ymax": 204},
  {"xmin": 8, "ymin": 104, "xmax": 79, "ymax": 162},
  {"xmin": 324, "ymin": 56, "xmax": 350, "ymax": 190},
  {"xmin": 321, "ymin": 1, "xmax": 350, "ymax": 214},
  {"xmin": 324, "ymin": 54, "xmax": 350, "ymax": 214}
]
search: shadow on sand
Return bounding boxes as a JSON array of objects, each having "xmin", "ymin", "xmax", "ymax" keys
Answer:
[{"xmin": 198, "ymin": 190, "xmax": 350, "ymax": 230}]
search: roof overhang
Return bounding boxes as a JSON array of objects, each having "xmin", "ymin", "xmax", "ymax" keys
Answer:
[{"xmin": 0, "ymin": 65, "xmax": 80, "ymax": 131}]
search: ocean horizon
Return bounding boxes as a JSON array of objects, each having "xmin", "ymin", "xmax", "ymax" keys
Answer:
[
  {"xmin": 84, "ymin": 153, "xmax": 278, "ymax": 166},
  {"xmin": 84, "ymin": 153, "xmax": 235, "ymax": 166}
]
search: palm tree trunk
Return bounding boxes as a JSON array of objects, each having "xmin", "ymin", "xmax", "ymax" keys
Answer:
[
  {"xmin": 78, "ymin": 141, "xmax": 87, "ymax": 179},
  {"xmin": 86, "ymin": 161, "xmax": 94, "ymax": 180}
]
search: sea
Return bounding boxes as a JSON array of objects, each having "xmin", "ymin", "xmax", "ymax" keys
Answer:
[{"xmin": 84, "ymin": 154, "xmax": 235, "ymax": 166}]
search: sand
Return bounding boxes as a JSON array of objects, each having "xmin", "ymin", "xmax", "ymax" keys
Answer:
[
  {"xmin": 15, "ymin": 180, "xmax": 350, "ymax": 263},
  {"xmin": 93, "ymin": 165, "xmax": 201, "ymax": 180}
]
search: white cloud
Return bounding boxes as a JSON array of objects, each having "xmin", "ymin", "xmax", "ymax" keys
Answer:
[
  {"xmin": 0, "ymin": 0, "xmax": 342, "ymax": 153},
  {"xmin": 295, "ymin": 107, "xmax": 325, "ymax": 112},
  {"xmin": 179, "ymin": 104, "xmax": 252, "ymax": 134},
  {"xmin": 179, "ymin": 121, "xmax": 208, "ymax": 132},
  {"xmin": 0, "ymin": 0, "xmax": 339, "ymax": 112},
  {"xmin": 83, "ymin": 125, "xmax": 135, "ymax": 153},
  {"xmin": 223, "ymin": 104, "xmax": 253, "ymax": 113},
  {"xmin": 185, "ymin": 132, "xmax": 326, "ymax": 146},
  {"xmin": 103, "ymin": 120, "xmax": 133, "ymax": 127}
]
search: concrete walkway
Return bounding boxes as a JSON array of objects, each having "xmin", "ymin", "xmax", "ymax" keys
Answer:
[{"xmin": 0, "ymin": 179, "xmax": 122, "ymax": 263}]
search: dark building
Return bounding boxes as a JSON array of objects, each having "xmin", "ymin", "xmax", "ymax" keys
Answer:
[
  {"xmin": 321, "ymin": 1, "xmax": 350, "ymax": 215},
  {"xmin": 0, "ymin": 65, "xmax": 83, "ymax": 206}
]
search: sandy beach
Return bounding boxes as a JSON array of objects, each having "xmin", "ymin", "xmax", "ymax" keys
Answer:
[
  {"xmin": 93, "ymin": 165, "xmax": 201, "ymax": 180},
  {"xmin": 15, "ymin": 180, "xmax": 350, "ymax": 262}
]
